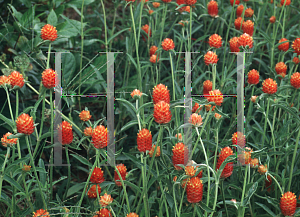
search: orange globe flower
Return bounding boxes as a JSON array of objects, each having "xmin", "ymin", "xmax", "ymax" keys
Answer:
[
  {"xmin": 232, "ymin": 131, "xmax": 246, "ymax": 147},
  {"xmin": 16, "ymin": 113, "xmax": 34, "ymax": 135},
  {"xmin": 205, "ymin": 104, "xmax": 216, "ymax": 112},
  {"xmin": 185, "ymin": 0, "xmax": 197, "ymax": 6},
  {"xmin": 152, "ymin": 2, "xmax": 160, "ymax": 7},
  {"xmin": 245, "ymin": 8, "xmax": 254, "ymax": 17},
  {"xmin": 84, "ymin": 126, "xmax": 93, "ymax": 137},
  {"xmin": 58, "ymin": 121, "xmax": 73, "ymax": 145},
  {"xmin": 203, "ymin": 80, "xmax": 213, "ymax": 97},
  {"xmin": 258, "ymin": 164, "xmax": 268, "ymax": 175},
  {"xmin": 149, "ymin": 145, "xmax": 160, "ymax": 157},
  {"xmin": 126, "ymin": 0, "xmax": 135, "ymax": 2},
  {"xmin": 238, "ymin": 33, "xmax": 253, "ymax": 49},
  {"xmin": 131, "ymin": 89, "xmax": 143, "ymax": 99},
  {"xmin": 262, "ymin": 78, "xmax": 277, "ymax": 94},
  {"xmin": 234, "ymin": 17, "xmax": 243, "ymax": 30},
  {"xmin": 152, "ymin": 83, "xmax": 170, "ymax": 104},
  {"xmin": 270, "ymin": 16, "xmax": 276, "ymax": 23},
  {"xmin": 1, "ymin": 132, "xmax": 18, "ymax": 147},
  {"xmin": 114, "ymin": 163, "xmax": 127, "ymax": 186},
  {"xmin": 99, "ymin": 193, "xmax": 113, "ymax": 207},
  {"xmin": 192, "ymin": 102, "xmax": 202, "ymax": 113},
  {"xmin": 189, "ymin": 113, "xmax": 203, "ymax": 127},
  {"xmin": 92, "ymin": 125, "xmax": 108, "ymax": 149},
  {"xmin": 137, "ymin": 129, "xmax": 152, "ymax": 153},
  {"xmin": 290, "ymin": 72, "xmax": 300, "ymax": 89},
  {"xmin": 162, "ymin": 38, "xmax": 175, "ymax": 51},
  {"xmin": 87, "ymin": 185, "xmax": 101, "ymax": 198},
  {"xmin": 214, "ymin": 113, "xmax": 222, "ymax": 120},
  {"xmin": 208, "ymin": 34, "xmax": 222, "ymax": 48},
  {"xmin": 207, "ymin": 89, "xmax": 223, "ymax": 106},
  {"xmin": 204, "ymin": 51, "xmax": 218, "ymax": 65},
  {"xmin": 216, "ymin": 147, "xmax": 234, "ymax": 179},
  {"xmin": 141, "ymin": 24, "xmax": 151, "ymax": 41},
  {"xmin": 150, "ymin": 55, "xmax": 159, "ymax": 63},
  {"xmin": 0, "ymin": 75, "xmax": 10, "ymax": 86},
  {"xmin": 250, "ymin": 158, "xmax": 259, "ymax": 168},
  {"xmin": 293, "ymin": 57, "xmax": 300, "ymax": 65},
  {"xmin": 265, "ymin": 175, "xmax": 272, "ymax": 192},
  {"xmin": 236, "ymin": 5, "xmax": 244, "ymax": 17},
  {"xmin": 278, "ymin": 38, "xmax": 289, "ymax": 52},
  {"xmin": 79, "ymin": 110, "xmax": 92, "ymax": 121},
  {"xmin": 41, "ymin": 24, "xmax": 57, "ymax": 41},
  {"xmin": 230, "ymin": 0, "xmax": 240, "ymax": 5},
  {"xmin": 90, "ymin": 167, "xmax": 105, "ymax": 184},
  {"xmin": 247, "ymin": 69, "xmax": 260, "ymax": 85},
  {"xmin": 292, "ymin": 38, "xmax": 300, "ymax": 55},
  {"xmin": 33, "ymin": 209, "xmax": 50, "ymax": 217},
  {"xmin": 186, "ymin": 177, "xmax": 203, "ymax": 203},
  {"xmin": 94, "ymin": 208, "xmax": 112, "ymax": 217},
  {"xmin": 280, "ymin": 192, "xmax": 297, "ymax": 216},
  {"xmin": 8, "ymin": 71, "xmax": 25, "ymax": 88},
  {"xmin": 242, "ymin": 20, "xmax": 254, "ymax": 36},
  {"xmin": 280, "ymin": 0, "xmax": 291, "ymax": 6},
  {"xmin": 275, "ymin": 62, "xmax": 287, "ymax": 79},
  {"xmin": 22, "ymin": 165, "xmax": 31, "ymax": 172},
  {"xmin": 149, "ymin": 9, "xmax": 154, "ymax": 15},
  {"xmin": 153, "ymin": 101, "xmax": 172, "ymax": 124},
  {"xmin": 207, "ymin": 0, "xmax": 218, "ymax": 18},
  {"xmin": 172, "ymin": 143, "xmax": 189, "ymax": 170},
  {"xmin": 126, "ymin": 213, "xmax": 139, "ymax": 217},
  {"xmin": 162, "ymin": 0, "xmax": 172, "ymax": 2},
  {"xmin": 229, "ymin": 37, "xmax": 240, "ymax": 52},
  {"xmin": 149, "ymin": 45, "xmax": 158, "ymax": 56},
  {"xmin": 251, "ymin": 96, "xmax": 258, "ymax": 103},
  {"xmin": 175, "ymin": 133, "xmax": 183, "ymax": 141},
  {"xmin": 42, "ymin": 68, "xmax": 57, "ymax": 89}
]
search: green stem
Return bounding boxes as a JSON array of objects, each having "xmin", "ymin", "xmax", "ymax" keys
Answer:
[
  {"xmin": 240, "ymin": 165, "xmax": 249, "ymax": 216},
  {"xmin": 261, "ymin": 97, "xmax": 270, "ymax": 149},
  {"xmin": 15, "ymin": 90, "xmax": 19, "ymax": 120},
  {"xmin": 213, "ymin": 129, "xmax": 219, "ymax": 171},
  {"xmin": 5, "ymin": 89, "xmax": 15, "ymax": 126},
  {"xmin": 115, "ymin": 166, "xmax": 130, "ymax": 213},
  {"xmin": 178, "ymin": 180, "xmax": 187, "ymax": 217},
  {"xmin": 246, "ymin": 86, "xmax": 255, "ymax": 124},
  {"xmin": 212, "ymin": 64, "xmax": 216, "ymax": 90},
  {"xmin": 46, "ymin": 43, "xmax": 51, "ymax": 69},
  {"xmin": 22, "ymin": 173, "xmax": 34, "ymax": 212},
  {"xmin": 0, "ymin": 147, "xmax": 10, "ymax": 198},
  {"xmin": 155, "ymin": 160, "xmax": 169, "ymax": 217},
  {"xmin": 100, "ymin": 0, "xmax": 107, "ymax": 52},
  {"xmin": 78, "ymin": 0, "xmax": 85, "ymax": 110},
  {"xmin": 141, "ymin": 154, "xmax": 149, "ymax": 217},
  {"xmin": 169, "ymin": 52, "xmax": 178, "ymax": 128},
  {"xmin": 25, "ymin": 136, "xmax": 47, "ymax": 209},
  {"xmin": 268, "ymin": 173, "xmax": 283, "ymax": 195},
  {"xmin": 192, "ymin": 205, "xmax": 196, "ymax": 217},
  {"xmin": 173, "ymin": 183, "xmax": 180, "ymax": 217},
  {"xmin": 49, "ymin": 89, "xmax": 54, "ymax": 201},
  {"xmin": 221, "ymin": 180, "xmax": 229, "ymax": 217},
  {"xmin": 63, "ymin": 146, "xmax": 71, "ymax": 201}
]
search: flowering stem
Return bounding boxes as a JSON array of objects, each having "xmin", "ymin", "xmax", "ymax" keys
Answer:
[
  {"xmin": 246, "ymin": 86, "xmax": 255, "ymax": 124},
  {"xmin": 212, "ymin": 64, "xmax": 216, "ymax": 91},
  {"xmin": 192, "ymin": 205, "xmax": 196, "ymax": 217},
  {"xmin": 46, "ymin": 43, "xmax": 51, "ymax": 69},
  {"xmin": 15, "ymin": 90, "xmax": 18, "ymax": 120},
  {"xmin": 22, "ymin": 173, "xmax": 34, "ymax": 212},
  {"xmin": 63, "ymin": 146, "xmax": 71, "ymax": 201},
  {"xmin": 169, "ymin": 52, "xmax": 178, "ymax": 128},
  {"xmin": 261, "ymin": 97, "xmax": 270, "ymax": 149},
  {"xmin": 288, "ymin": 115, "xmax": 300, "ymax": 191},
  {"xmin": 155, "ymin": 160, "xmax": 169, "ymax": 217},
  {"xmin": 78, "ymin": 0, "xmax": 85, "ymax": 110},
  {"xmin": 5, "ymin": 89, "xmax": 15, "ymax": 127},
  {"xmin": 136, "ymin": 99, "xmax": 141, "ymax": 131},
  {"xmin": 0, "ymin": 147, "xmax": 10, "ymax": 199},
  {"xmin": 268, "ymin": 173, "xmax": 283, "ymax": 195},
  {"xmin": 213, "ymin": 129, "xmax": 219, "ymax": 171},
  {"xmin": 178, "ymin": 180, "xmax": 187, "ymax": 217},
  {"xmin": 172, "ymin": 182, "xmax": 180, "ymax": 217},
  {"xmin": 221, "ymin": 180, "xmax": 229, "ymax": 217},
  {"xmin": 25, "ymin": 136, "xmax": 47, "ymax": 209},
  {"xmin": 239, "ymin": 165, "xmax": 249, "ymax": 216},
  {"xmin": 115, "ymin": 166, "xmax": 130, "ymax": 213},
  {"xmin": 141, "ymin": 154, "xmax": 149, "ymax": 217},
  {"xmin": 100, "ymin": 0, "xmax": 107, "ymax": 52}
]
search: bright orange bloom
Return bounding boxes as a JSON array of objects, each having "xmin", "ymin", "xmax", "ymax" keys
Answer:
[
  {"xmin": 152, "ymin": 84, "xmax": 170, "ymax": 104},
  {"xmin": 292, "ymin": 38, "xmax": 300, "ymax": 55},
  {"xmin": 79, "ymin": 110, "xmax": 92, "ymax": 121},
  {"xmin": 8, "ymin": 71, "xmax": 24, "ymax": 88},
  {"xmin": 280, "ymin": 0, "xmax": 291, "ymax": 6},
  {"xmin": 265, "ymin": 175, "xmax": 272, "ymax": 192},
  {"xmin": 152, "ymin": 2, "xmax": 160, "ymax": 7},
  {"xmin": 1, "ymin": 132, "xmax": 18, "ymax": 147},
  {"xmin": 177, "ymin": 0, "xmax": 187, "ymax": 13},
  {"xmin": 185, "ymin": 166, "xmax": 196, "ymax": 177},
  {"xmin": 22, "ymin": 165, "xmax": 31, "ymax": 172},
  {"xmin": 150, "ymin": 55, "xmax": 159, "ymax": 63},
  {"xmin": 203, "ymin": 80, "xmax": 213, "ymax": 97},
  {"xmin": 242, "ymin": 20, "xmax": 254, "ymax": 36},
  {"xmin": 185, "ymin": 0, "xmax": 197, "ymax": 6},
  {"xmin": 247, "ymin": 69, "xmax": 260, "ymax": 85},
  {"xmin": 232, "ymin": 131, "xmax": 246, "ymax": 148},
  {"xmin": 16, "ymin": 113, "xmax": 34, "ymax": 135},
  {"xmin": 162, "ymin": 38, "xmax": 175, "ymax": 51},
  {"xmin": 204, "ymin": 51, "xmax": 218, "ymax": 65},
  {"xmin": 149, "ymin": 145, "xmax": 160, "ymax": 157},
  {"xmin": 153, "ymin": 101, "xmax": 172, "ymax": 124},
  {"xmin": 250, "ymin": 96, "xmax": 258, "ymax": 103},
  {"xmin": 229, "ymin": 37, "xmax": 240, "ymax": 52},
  {"xmin": 208, "ymin": 34, "xmax": 222, "ymax": 48},
  {"xmin": 94, "ymin": 208, "xmax": 112, "ymax": 217},
  {"xmin": 293, "ymin": 57, "xmax": 300, "ymax": 65},
  {"xmin": 137, "ymin": 129, "xmax": 152, "ymax": 153},
  {"xmin": 234, "ymin": 17, "xmax": 243, "ymax": 30},
  {"xmin": 162, "ymin": 0, "xmax": 172, "ymax": 2},
  {"xmin": 41, "ymin": 24, "xmax": 57, "ymax": 41},
  {"xmin": 87, "ymin": 185, "xmax": 101, "ymax": 198},
  {"xmin": 258, "ymin": 164, "xmax": 268, "ymax": 175},
  {"xmin": 141, "ymin": 24, "xmax": 151, "ymax": 41},
  {"xmin": 84, "ymin": 126, "xmax": 93, "ymax": 137},
  {"xmin": 131, "ymin": 89, "xmax": 143, "ymax": 99},
  {"xmin": 269, "ymin": 16, "xmax": 276, "ymax": 23},
  {"xmin": 0, "ymin": 75, "xmax": 10, "ymax": 86},
  {"xmin": 238, "ymin": 33, "xmax": 253, "ymax": 49},
  {"xmin": 205, "ymin": 104, "xmax": 215, "ymax": 112},
  {"xmin": 280, "ymin": 192, "xmax": 297, "ymax": 216},
  {"xmin": 196, "ymin": 169, "xmax": 203, "ymax": 178},
  {"xmin": 149, "ymin": 45, "xmax": 158, "ymax": 56},
  {"xmin": 33, "ymin": 209, "xmax": 50, "ymax": 217},
  {"xmin": 245, "ymin": 8, "xmax": 254, "ymax": 17},
  {"xmin": 192, "ymin": 102, "xmax": 202, "ymax": 113},
  {"xmin": 290, "ymin": 72, "xmax": 300, "ymax": 89},
  {"xmin": 92, "ymin": 125, "xmax": 108, "ymax": 149},
  {"xmin": 114, "ymin": 163, "xmax": 127, "ymax": 186},
  {"xmin": 42, "ymin": 69, "xmax": 56, "ymax": 89},
  {"xmin": 230, "ymin": 0, "xmax": 240, "ymax": 6},
  {"xmin": 181, "ymin": 178, "xmax": 190, "ymax": 188},
  {"xmin": 149, "ymin": 9, "xmax": 154, "ymax": 15},
  {"xmin": 126, "ymin": 0, "xmax": 135, "ymax": 2},
  {"xmin": 250, "ymin": 158, "xmax": 259, "ymax": 168},
  {"xmin": 214, "ymin": 113, "xmax": 222, "ymax": 120},
  {"xmin": 236, "ymin": 4, "xmax": 244, "ymax": 17},
  {"xmin": 189, "ymin": 113, "xmax": 203, "ymax": 127},
  {"xmin": 238, "ymin": 147, "xmax": 252, "ymax": 164},
  {"xmin": 126, "ymin": 213, "xmax": 139, "ymax": 217},
  {"xmin": 99, "ymin": 193, "xmax": 113, "ymax": 207},
  {"xmin": 275, "ymin": 62, "xmax": 287, "ymax": 79},
  {"xmin": 172, "ymin": 143, "xmax": 189, "ymax": 170},
  {"xmin": 207, "ymin": 89, "xmax": 223, "ymax": 106},
  {"xmin": 186, "ymin": 177, "xmax": 203, "ymax": 203},
  {"xmin": 216, "ymin": 147, "xmax": 234, "ymax": 178},
  {"xmin": 278, "ymin": 38, "xmax": 289, "ymax": 52},
  {"xmin": 90, "ymin": 167, "xmax": 105, "ymax": 184},
  {"xmin": 58, "ymin": 121, "xmax": 73, "ymax": 145},
  {"xmin": 262, "ymin": 78, "xmax": 277, "ymax": 94},
  {"xmin": 175, "ymin": 133, "xmax": 183, "ymax": 141},
  {"xmin": 207, "ymin": 0, "xmax": 218, "ymax": 17}
]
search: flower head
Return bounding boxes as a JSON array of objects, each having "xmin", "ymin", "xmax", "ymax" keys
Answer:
[
  {"xmin": 275, "ymin": 62, "xmax": 287, "ymax": 79},
  {"xmin": 84, "ymin": 126, "xmax": 94, "ymax": 137},
  {"xmin": 242, "ymin": 20, "xmax": 254, "ymax": 36},
  {"xmin": 41, "ymin": 24, "xmax": 57, "ymax": 41},
  {"xmin": 250, "ymin": 158, "xmax": 259, "ymax": 168},
  {"xmin": 262, "ymin": 78, "xmax": 277, "ymax": 94},
  {"xmin": 238, "ymin": 33, "xmax": 253, "ymax": 49},
  {"xmin": 250, "ymin": 96, "xmax": 258, "ymax": 103},
  {"xmin": 8, "ymin": 71, "xmax": 24, "ymax": 88},
  {"xmin": 149, "ymin": 45, "xmax": 158, "ymax": 56},
  {"xmin": 175, "ymin": 133, "xmax": 183, "ymax": 141},
  {"xmin": 114, "ymin": 163, "xmax": 127, "ymax": 186},
  {"xmin": 185, "ymin": 0, "xmax": 197, "ymax": 5},
  {"xmin": 153, "ymin": 101, "xmax": 172, "ymax": 124},
  {"xmin": 216, "ymin": 147, "xmax": 234, "ymax": 178},
  {"xmin": 150, "ymin": 54, "xmax": 159, "ymax": 63},
  {"xmin": 172, "ymin": 143, "xmax": 189, "ymax": 170},
  {"xmin": 79, "ymin": 110, "xmax": 92, "ymax": 122},
  {"xmin": 230, "ymin": 0, "xmax": 240, "ymax": 6},
  {"xmin": 58, "ymin": 121, "xmax": 73, "ymax": 145},
  {"xmin": 22, "ymin": 165, "xmax": 31, "ymax": 172},
  {"xmin": 137, "ymin": 129, "xmax": 152, "ymax": 153},
  {"xmin": 234, "ymin": 17, "xmax": 243, "ymax": 30},
  {"xmin": 189, "ymin": 113, "xmax": 203, "ymax": 127},
  {"xmin": 232, "ymin": 131, "xmax": 246, "ymax": 148},
  {"xmin": 33, "ymin": 209, "xmax": 50, "ymax": 217},
  {"xmin": 87, "ymin": 185, "xmax": 101, "ymax": 198},
  {"xmin": 236, "ymin": 5, "xmax": 244, "ymax": 17},
  {"xmin": 204, "ymin": 51, "xmax": 218, "ymax": 65},
  {"xmin": 230, "ymin": 37, "xmax": 240, "ymax": 52},
  {"xmin": 203, "ymin": 80, "xmax": 213, "ymax": 97},
  {"xmin": 92, "ymin": 125, "xmax": 108, "ymax": 149},
  {"xmin": 90, "ymin": 167, "xmax": 105, "ymax": 184},
  {"xmin": 131, "ymin": 89, "xmax": 143, "ymax": 99},
  {"xmin": 258, "ymin": 164, "xmax": 268, "ymax": 175},
  {"xmin": 192, "ymin": 102, "xmax": 202, "ymax": 113},
  {"xmin": 290, "ymin": 72, "xmax": 300, "ymax": 89},
  {"xmin": 42, "ymin": 69, "xmax": 57, "ymax": 89},
  {"xmin": 94, "ymin": 208, "xmax": 112, "ymax": 217},
  {"xmin": 1, "ymin": 132, "xmax": 18, "ymax": 147},
  {"xmin": 152, "ymin": 2, "xmax": 160, "ymax": 7},
  {"xmin": 153, "ymin": 84, "xmax": 170, "ymax": 104},
  {"xmin": 207, "ymin": 0, "xmax": 218, "ymax": 17},
  {"xmin": 162, "ymin": 38, "xmax": 175, "ymax": 51},
  {"xmin": 186, "ymin": 177, "xmax": 203, "ymax": 203},
  {"xmin": 293, "ymin": 57, "xmax": 300, "ymax": 65},
  {"xmin": 247, "ymin": 69, "xmax": 260, "ymax": 85},
  {"xmin": 99, "ymin": 193, "xmax": 113, "ymax": 207},
  {"xmin": 207, "ymin": 89, "xmax": 223, "ymax": 106},
  {"xmin": 214, "ymin": 113, "xmax": 222, "ymax": 120},
  {"xmin": 126, "ymin": 213, "xmax": 139, "ymax": 217},
  {"xmin": 149, "ymin": 145, "xmax": 160, "ymax": 157},
  {"xmin": 208, "ymin": 34, "xmax": 222, "ymax": 48},
  {"xmin": 270, "ymin": 16, "xmax": 276, "ymax": 23},
  {"xmin": 292, "ymin": 38, "xmax": 300, "ymax": 55},
  {"xmin": 280, "ymin": 0, "xmax": 291, "ymax": 6},
  {"xmin": 16, "ymin": 113, "xmax": 34, "ymax": 135},
  {"xmin": 278, "ymin": 38, "xmax": 289, "ymax": 52},
  {"xmin": 245, "ymin": 8, "xmax": 254, "ymax": 17},
  {"xmin": 0, "ymin": 75, "xmax": 10, "ymax": 87},
  {"xmin": 280, "ymin": 192, "xmax": 297, "ymax": 216}
]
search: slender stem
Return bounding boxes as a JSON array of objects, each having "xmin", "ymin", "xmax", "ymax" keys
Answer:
[
  {"xmin": 213, "ymin": 128, "xmax": 219, "ymax": 171},
  {"xmin": 169, "ymin": 52, "xmax": 178, "ymax": 128},
  {"xmin": 155, "ymin": 160, "xmax": 169, "ymax": 217},
  {"xmin": 268, "ymin": 173, "xmax": 283, "ymax": 195},
  {"xmin": 246, "ymin": 86, "xmax": 255, "ymax": 124},
  {"xmin": 5, "ymin": 89, "xmax": 15, "ymax": 126},
  {"xmin": 0, "ymin": 147, "xmax": 10, "ymax": 197},
  {"xmin": 46, "ymin": 43, "xmax": 51, "ymax": 69},
  {"xmin": 49, "ymin": 89, "xmax": 54, "ymax": 201},
  {"xmin": 212, "ymin": 64, "xmax": 216, "ymax": 90},
  {"xmin": 261, "ymin": 97, "xmax": 270, "ymax": 149},
  {"xmin": 141, "ymin": 154, "xmax": 149, "ymax": 217},
  {"xmin": 100, "ymin": 0, "xmax": 107, "ymax": 52},
  {"xmin": 115, "ymin": 166, "xmax": 130, "ymax": 213},
  {"xmin": 178, "ymin": 180, "xmax": 187, "ymax": 216},
  {"xmin": 22, "ymin": 173, "xmax": 34, "ymax": 212},
  {"xmin": 63, "ymin": 146, "xmax": 71, "ymax": 201},
  {"xmin": 109, "ymin": 7, "xmax": 117, "ymax": 51},
  {"xmin": 78, "ymin": 0, "xmax": 85, "ymax": 110},
  {"xmin": 15, "ymin": 90, "xmax": 19, "ymax": 120},
  {"xmin": 136, "ymin": 99, "xmax": 141, "ymax": 130},
  {"xmin": 221, "ymin": 180, "xmax": 229, "ymax": 217},
  {"xmin": 173, "ymin": 183, "xmax": 180, "ymax": 217},
  {"xmin": 240, "ymin": 165, "xmax": 249, "ymax": 216},
  {"xmin": 25, "ymin": 136, "xmax": 47, "ymax": 209},
  {"xmin": 192, "ymin": 205, "xmax": 196, "ymax": 217}
]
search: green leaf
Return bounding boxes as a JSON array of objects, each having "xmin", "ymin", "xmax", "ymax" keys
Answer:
[
  {"xmin": 7, "ymin": 133, "xmax": 25, "ymax": 139},
  {"xmin": 107, "ymin": 28, "xmax": 130, "ymax": 44},
  {"xmin": 0, "ymin": 114, "xmax": 14, "ymax": 131},
  {"xmin": 216, "ymin": 155, "xmax": 236, "ymax": 180},
  {"xmin": 67, "ymin": 182, "xmax": 85, "ymax": 197},
  {"xmin": 116, "ymin": 98, "xmax": 137, "ymax": 114},
  {"xmin": 8, "ymin": 4, "xmax": 22, "ymax": 22},
  {"xmin": 118, "ymin": 120, "xmax": 138, "ymax": 134},
  {"xmin": 123, "ymin": 153, "xmax": 144, "ymax": 168},
  {"xmin": 38, "ymin": 159, "xmax": 46, "ymax": 187},
  {"xmin": 20, "ymin": 6, "xmax": 35, "ymax": 28},
  {"xmin": 70, "ymin": 154, "xmax": 92, "ymax": 167},
  {"xmin": 272, "ymin": 103, "xmax": 300, "ymax": 125},
  {"xmin": 241, "ymin": 182, "xmax": 258, "ymax": 207},
  {"xmin": 123, "ymin": 180, "xmax": 142, "ymax": 193},
  {"xmin": 136, "ymin": 102, "xmax": 153, "ymax": 114},
  {"xmin": 47, "ymin": 10, "xmax": 58, "ymax": 26},
  {"xmin": 126, "ymin": 53, "xmax": 137, "ymax": 70},
  {"xmin": 255, "ymin": 202, "xmax": 276, "ymax": 217},
  {"xmin": 3, "ymin": 175, "xmax": 23, "ymax": 192},
  {"xmin": 199, "ymin": 201, "xmax": 214, "ymax": 213},
  {"xmin": 57, "ymin": 15, "xmax": 87, "ymax": 38},
  {"xmin": 62, "ymin": 52, "xmax": 76, "ymax": 86}
]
